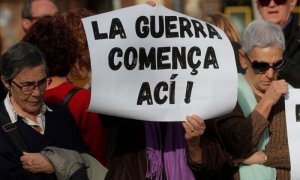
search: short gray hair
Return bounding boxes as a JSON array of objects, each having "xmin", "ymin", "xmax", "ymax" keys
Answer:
[
  {"xmin": 241, "ymin": 19, "xmax": 285, "ymax": 54},
  {"xmin": 0, "ymin": 42, "xmax": 47, "ymax": 83}
]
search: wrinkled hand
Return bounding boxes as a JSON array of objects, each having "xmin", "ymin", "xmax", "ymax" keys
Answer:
[
  {"xmin": 233, "ymin": 151, "xmax": 266, "ymax": 165},
  {"xmin": 261, "ymin": 80, "xmax": 288, "ymax": 106},
  {"xmin": 182, "ymin": 115, "xmax": 206, "ymax": 147},
  {"xmin": 256, "ymin": 80, "xmax": 288, "ymax": 119},
  {"xmin": 20, "ymin": 152, "xmax": 54, "ymax": 174}
]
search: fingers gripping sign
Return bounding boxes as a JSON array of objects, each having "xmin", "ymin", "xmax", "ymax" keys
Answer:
[{"xmin": 182, "ymin": 115, "xmax": 206, "ymax": 147}]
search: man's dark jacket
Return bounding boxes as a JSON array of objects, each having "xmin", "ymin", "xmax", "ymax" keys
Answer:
[{"xmin": 280, "ymin": 13, "xmax": 300, "ymax": 88}]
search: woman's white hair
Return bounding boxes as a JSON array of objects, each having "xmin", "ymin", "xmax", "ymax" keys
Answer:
[{"xmin": 241, "ymin": 19, "xmax": 285, "ymax": 54}]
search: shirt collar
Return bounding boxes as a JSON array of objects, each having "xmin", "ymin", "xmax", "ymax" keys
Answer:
[{"xmin": 4, "ymin": 93, "xmax": 52, "ymax": 123}]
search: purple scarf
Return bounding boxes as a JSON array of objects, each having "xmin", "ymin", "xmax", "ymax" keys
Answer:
[{"xmin": 145, "ymin": 122, "xmax": 195, "ymax": 180}]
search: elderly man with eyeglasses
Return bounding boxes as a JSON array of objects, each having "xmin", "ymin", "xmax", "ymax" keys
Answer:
[
  {"xmin": 21, "ymin": 0, "xmax": 58, "ymax": 32},
  {"xmin": 214, "ymin": 20, "xmax": 290, "ymax": 180},
  {"xmin": 257, "ymin": 0, "xmax": 300, "ymax": 88}
]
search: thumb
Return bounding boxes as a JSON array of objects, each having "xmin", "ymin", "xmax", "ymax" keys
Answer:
[{"xmin": 23, "ymin": 151, "xmax": 29, "ymax": 156}]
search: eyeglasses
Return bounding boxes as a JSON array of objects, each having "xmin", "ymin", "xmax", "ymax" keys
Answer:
[
  {"xmin": 245, "ymin": 53, "xmax": 286, "ymax": 73},
  {"xmin": 12, "ymin": 78, "xmax": 52, "ymax": 95},
  {"xmin": 258, "ymin": 0, "xmax": 288, "ymax": 6},
  {"xmin": 26, "ymin": 15, "xmax": 52, "ymax": 20}
]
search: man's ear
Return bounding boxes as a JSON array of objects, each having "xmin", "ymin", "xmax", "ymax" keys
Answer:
[
  {"xmin": 239, "ymin": 49, "xmax": 249, "ymax": 70},
  {"xmin": 1, "ymin": 76, "xmax": 10, "ymax": 90},
  {"xmin": 21, "ymin": 19, "xmax": 32, "ymax": 32}
]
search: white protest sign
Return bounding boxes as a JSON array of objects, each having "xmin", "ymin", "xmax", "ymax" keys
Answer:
[
  {"xmin": 82, "ymin": 4, "xmax": 237, "ymax": 122},
  {"xmin": 285, "ymin": 89, "xmax": 300, "ymax": 180}
]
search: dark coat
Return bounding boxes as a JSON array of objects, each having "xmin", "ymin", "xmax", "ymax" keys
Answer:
[
  {"xmin": 215, "ymin": 99, "xmax": 290, "ymax": 180},
  {"xmin": 0, "ymin": 102, "xmax": 87, "ymax": 180},
  {"xmin": 0, "ymin": 81, "xmax": 6, "ymax": 102},
  {"xmin": 101, "ymin": 115, "xmax": 235, "ymax": 180},
  {"xmin": 189, "ymin": 119, "xmax": 236, "ymax": 180},
  {"xmin": 231, "ymin": 41, "xmax": 243, "ymax": 74},
  {"xmin": 279, "ymin": 13, "xmax": 300, "ymax": 88}
]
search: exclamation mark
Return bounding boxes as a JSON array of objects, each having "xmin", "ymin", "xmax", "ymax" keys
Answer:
[{"xmin": 185, "ymin": 81, "xmax": 193, "ymax": 104}]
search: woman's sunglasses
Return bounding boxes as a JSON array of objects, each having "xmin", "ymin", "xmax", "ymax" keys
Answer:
[
  {"xmin": 258, "ymin": 0, "xmax": 288, "ymax": 6},
  {"xmin": 245, "ymin": 53, "xmax": 286, "ymax": 73}
]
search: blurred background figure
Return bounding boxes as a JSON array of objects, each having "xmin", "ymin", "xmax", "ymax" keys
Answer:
[
  {"xmin": 204, "ymin": 13, "xmax": 240, "ymax": 44},
  {"xmin": 23, "ymin": 15, "xmax": 106, "ymax": 165},
  {"xmin": 256, "ymin": 0, "xmax": 300, "ymax": 88},
  {"xmin": 63, "ymin": 7, "xmax": 94, "ymax": 89},
  {"xmin": 184, "ymin": 0, "xmax": 205, "ymax": 19},
  {"xmin": 204, "ymin": 13, "xmax": 243, "ymax": 73},
  {"xmin": 21, "ymin": 0, "xmax": 58, "ymax": 32}
]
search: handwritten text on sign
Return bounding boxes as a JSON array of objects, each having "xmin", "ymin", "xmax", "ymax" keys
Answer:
[{"xmin": 83, "ymin": 4, "xmax": 237, "ymax": 121}]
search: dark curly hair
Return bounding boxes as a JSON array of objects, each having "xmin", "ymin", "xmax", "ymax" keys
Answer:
[
  {"xmin": 63, "ymin": 7, "xmax": 94, "ymax": 80},
  {"xmin": 22, "ymin": 14, "xmax": 78, "ymax": 77}
]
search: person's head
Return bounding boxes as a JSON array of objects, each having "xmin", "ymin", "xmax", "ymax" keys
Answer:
[
  {"xmin": 21, "ymin": 0, "xmax": 58, "ymax": 32},
  {"xmin": 257, "ymin": 0, "xmax": 297, "ymax": 26},
  {"xmin": 62, "ymin": 7, "xmax": 94, "ymax": 81},
  {"xmin": 184, "ymin": 0, "xmax": 204, "ymax": 20},
  {"xmin": 239, "ymin": 20, "xmax": 285, "ymax": 95},
  {"xmin": 0, "ymin": 42, "xmax": 49, "ymax": 115},
  {"xmin": 204, "ymin": 13, "xmax": 241, "ymax": 43},
  {"xmin": 22, "ymin": 15, "xmax": 78, "ymax": 78}
]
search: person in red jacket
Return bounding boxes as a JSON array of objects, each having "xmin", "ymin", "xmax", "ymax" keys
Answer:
[{"xmin": 22, "ymin": 15, "xmax": 106, "ymax": 165}]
